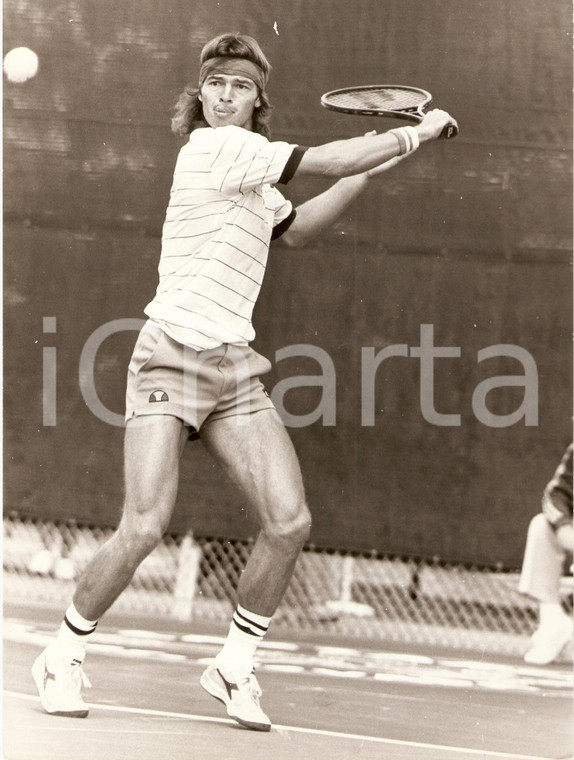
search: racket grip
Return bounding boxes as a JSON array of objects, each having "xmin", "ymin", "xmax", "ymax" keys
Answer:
[{"xmin": 441, "ymin": 123, "xmax": 458, "ymax": 139}]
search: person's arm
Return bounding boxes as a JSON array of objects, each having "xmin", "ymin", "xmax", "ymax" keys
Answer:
[
  {"xmin": 542, "ymin": 443, "xmax": 573, "ymax": 532},
  {"xmin": 280, "ymin": 136, "xmax": 409, "ymax": 248},
  {"xmin": 294, "ymin": 108, "xmax": 456, "ymax": 179}
]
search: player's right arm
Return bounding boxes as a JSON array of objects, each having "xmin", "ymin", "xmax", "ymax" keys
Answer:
[
  {"xmin": 294, "ymin": 109, "xmax": 456, "ymax": 179},
  {"xmin": 279, "ymin": 132, "xmax": 406, "ymax": 248}
]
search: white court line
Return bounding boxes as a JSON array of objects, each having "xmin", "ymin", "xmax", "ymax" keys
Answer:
[{"xmin": 4, "ymin": 690, "xmax": 555, "ymax": 760}]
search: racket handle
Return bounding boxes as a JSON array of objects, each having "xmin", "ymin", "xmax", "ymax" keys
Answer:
[{"xmin": 441, "ymin": 123, "xmax": 458, "ymax": 139}]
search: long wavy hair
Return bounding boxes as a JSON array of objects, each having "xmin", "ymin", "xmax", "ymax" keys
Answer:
[{"xmin": 171, "ymin": 33, "xmax": 273, "ymax": 138}]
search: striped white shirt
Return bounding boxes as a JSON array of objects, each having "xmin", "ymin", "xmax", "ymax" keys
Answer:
[{"xmin": 145, "ymin": 125, "xmax": 302, "ymax": 349}]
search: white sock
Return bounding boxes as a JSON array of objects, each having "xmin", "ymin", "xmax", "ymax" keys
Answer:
[
  {"xmin": 215, "ymin": 604, "xmax": 271, "ymax": 679},
  {"xmin": 539, "ymin": 601, "xmax": 567, "ymax": 627},
  {"xmin": 53, "ymin": 602, "xmax": 98, "ymax": 662}
]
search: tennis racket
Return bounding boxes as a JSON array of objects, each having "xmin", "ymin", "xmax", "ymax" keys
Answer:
[{"xmin": 321, "ymin": 85, "xmax": 458, "ymax": 139}]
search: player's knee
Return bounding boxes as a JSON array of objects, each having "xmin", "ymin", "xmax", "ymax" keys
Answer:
[
  {"xmin": 268, "ymin": 501, "xmax": 311, "ymax": 549},
  {"xmin": 287, "ymin": 509, "xmax": 312, "ymax": 548},
  {"xmin": 119, "ymin": 509, "xmax": 167, "ymax": 558}
]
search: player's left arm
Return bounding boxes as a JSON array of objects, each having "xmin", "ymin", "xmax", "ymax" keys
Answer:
[{"xmin": 281, "ymin": 133, "xmax": 409, "ymax": 248}]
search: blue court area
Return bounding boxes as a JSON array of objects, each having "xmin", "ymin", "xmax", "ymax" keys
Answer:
[{"xmin": 3, "ymin": 607, "xmax": 572, "ymax": 760}]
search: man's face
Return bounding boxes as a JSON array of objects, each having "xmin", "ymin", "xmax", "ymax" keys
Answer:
[{"xmin": 199, "ymin": 73, "xmax": 261, "ymax": 131}]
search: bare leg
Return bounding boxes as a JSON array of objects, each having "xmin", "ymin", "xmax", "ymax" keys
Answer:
[
  {"xmin": 73, "ymin": 415, "xmax": 187, "ymax": 620},
  {"xmin": 200, "ymin": 409, "xmax": 311, "ymax": 617},
  {"xmin": 32, "ymin": 415, "xmax": 188, "ymax": 718}
]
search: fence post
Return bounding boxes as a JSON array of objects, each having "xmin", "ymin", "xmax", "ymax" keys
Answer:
[{"xmin": 173, "ymin": 531, "xmax": 202, "ymax": 621}]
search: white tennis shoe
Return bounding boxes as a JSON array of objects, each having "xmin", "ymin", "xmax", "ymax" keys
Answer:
[
  {"xmin": 200, "ymin": 664, "xmax": 271, "ymax": 731},
  {"xmin": 524, "ymin": 613, "xmax": 573, "ymax": 665},
  {"xmin": 32, "ymin": 645, "xmax": 91, "ymax": 717}
]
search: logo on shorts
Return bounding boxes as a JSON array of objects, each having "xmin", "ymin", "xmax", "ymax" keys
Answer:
[{"xmin": 149, "ymin": 390, "xmax": 169, "ymax": 403}]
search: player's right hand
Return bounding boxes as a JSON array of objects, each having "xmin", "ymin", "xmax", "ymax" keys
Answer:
[{"xmin": 417, "ymin": 109, "xmax": 458, "ymax": 142}]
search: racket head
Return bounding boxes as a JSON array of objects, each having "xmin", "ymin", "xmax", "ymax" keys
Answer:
[{"xmin": 320, "ymin": 85, "xmax": 433, "ymax": 120}]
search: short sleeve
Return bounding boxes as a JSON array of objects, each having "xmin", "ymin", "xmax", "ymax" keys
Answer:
[{"xmin": 207, "ymin": 126, "xmax": 300, "ymax": 195}]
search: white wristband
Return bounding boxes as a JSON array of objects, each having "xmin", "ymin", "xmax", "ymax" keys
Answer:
[
  {"xmin": 403, "ymin": 125, "xmax": 420, "ymax": 152},
  {"xmin": 389, "ymin": 126, "xmax": 420, "ymax": 156}
]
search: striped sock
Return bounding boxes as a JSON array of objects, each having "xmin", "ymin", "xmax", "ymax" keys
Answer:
[
  {"xmin": 215, "ymin": 604, "xmax": 271, "ymax": 679},
  {"xmin": 54, "ymin": 603, "xmax": 98, "ymax": 662}
]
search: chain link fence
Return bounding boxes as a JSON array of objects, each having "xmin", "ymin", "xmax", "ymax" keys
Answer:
[{"xmin": 3, "ymin": 512, "xmax": 572, "ymax": 659}]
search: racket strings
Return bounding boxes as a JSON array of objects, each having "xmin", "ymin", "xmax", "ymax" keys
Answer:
[{"xmin": 325, "ymin": 87, "xmax": 428, "ymax": 112}]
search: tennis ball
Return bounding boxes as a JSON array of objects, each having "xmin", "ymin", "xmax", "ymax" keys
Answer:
[{"xmin": 3, "ymin": 46, "xmax": 39, "ymax": 83}]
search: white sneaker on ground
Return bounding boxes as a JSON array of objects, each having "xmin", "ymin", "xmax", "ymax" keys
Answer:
[
  {"xmin": 32, "ymin": 645, "xmax": 91, "ymax": 717},
  {"xmin": 524, "ymin": 614, "xmax": 573, "ymax": 665},
  {"xmin": 200, "ymin": 664, "xmax": 271, "ymax": 731}
]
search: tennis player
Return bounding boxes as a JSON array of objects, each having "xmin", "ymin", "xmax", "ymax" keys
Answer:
[
  {"xmin": 519, "ymin": 442, "xmax": 573, "ymax": 664},
  {"xmin": 32, "ymin": 32, "xmax": 458, "ymax": 731}
]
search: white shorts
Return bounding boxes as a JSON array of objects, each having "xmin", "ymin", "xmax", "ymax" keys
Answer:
[{"xmin": 125, "ymin": 321, "xmax": 275, "ymax": 439}]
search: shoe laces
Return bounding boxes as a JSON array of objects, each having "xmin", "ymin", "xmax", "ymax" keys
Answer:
[
  {"xmin": 66, "ymin": 660, "xmax": 92, "ymax": 690},
  {"xmin": 238, "ymin": 673, "xmax": 262, "ymax": 705}
]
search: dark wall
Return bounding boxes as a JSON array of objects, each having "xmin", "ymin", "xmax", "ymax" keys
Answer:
[{"xmin": 4, "ymin": 0, "xmax": 572, "ymax": 566}]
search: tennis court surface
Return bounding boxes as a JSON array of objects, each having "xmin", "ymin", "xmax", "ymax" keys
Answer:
[{"xmin": 3, "ymin": 607, "xmax": 572, "ymax": 760}]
